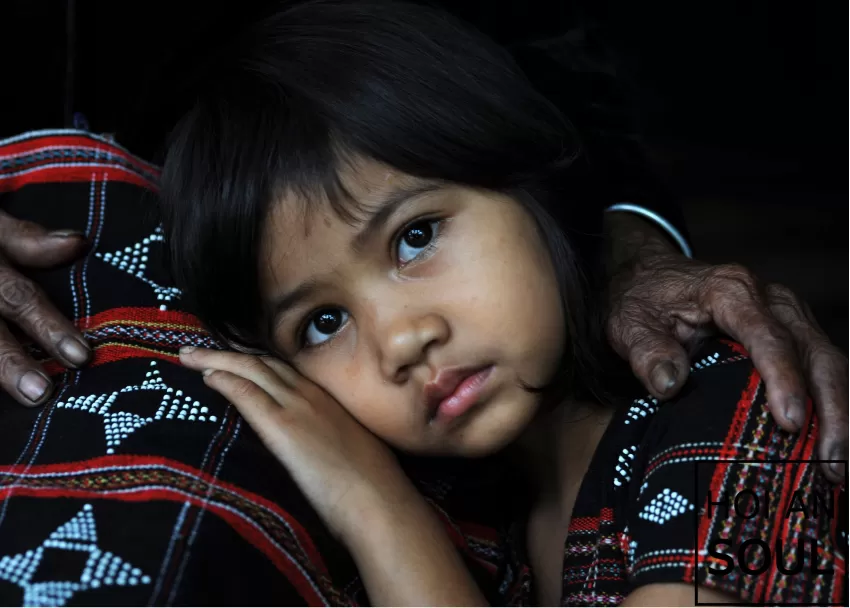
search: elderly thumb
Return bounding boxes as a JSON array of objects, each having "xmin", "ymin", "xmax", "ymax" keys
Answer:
[{"xmin": 625, "ymin": 331, "xmax": 692, "ymax": 400}]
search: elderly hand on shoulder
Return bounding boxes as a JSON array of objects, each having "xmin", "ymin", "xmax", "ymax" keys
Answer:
[{"xmin": 605, "ymin": 212, "xmax": 847, "ymax": 484}]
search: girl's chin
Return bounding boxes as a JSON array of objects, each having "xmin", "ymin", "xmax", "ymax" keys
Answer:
[{"xmin": 425, "ymin": 427, "xmax": 530, "ymax": 459}]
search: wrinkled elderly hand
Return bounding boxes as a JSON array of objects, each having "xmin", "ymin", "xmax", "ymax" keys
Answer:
[
  {"xmin": 0, "ymin": 210, "xmax": 92, "ymax": 405},
  {"xmin": 605, "ymin": 213, "xmax": 848, "ymax": 483}
]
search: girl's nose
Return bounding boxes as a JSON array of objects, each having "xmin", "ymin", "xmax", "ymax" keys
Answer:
[{"xmin": 379, "ymin": 312, "xmax": 450, "ymax": 382}]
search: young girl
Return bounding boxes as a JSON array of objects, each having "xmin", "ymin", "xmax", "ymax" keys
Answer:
[{"xmin": 159, "ymin": 0, "xmax": 846, "ymax": 604}]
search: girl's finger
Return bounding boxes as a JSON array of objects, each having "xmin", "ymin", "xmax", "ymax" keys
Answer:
[
  {"xmin": 180, "ymin": 346, "xmax": 296, "ymax": 405},
  {"xmin": 260, "ymin": 355, "xmax": 304, "ymax": 386},
  {"xmin": 202, "ymin": 370, "xmax": 292, "ymax": 446}
]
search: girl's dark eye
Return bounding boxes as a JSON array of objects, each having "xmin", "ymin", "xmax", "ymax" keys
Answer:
[
  {"xmin": 396, "ymin": 219, "xmax": 440, "ymax": 265},
  {"xmin": 296, "ymin": 218, "xmax": 443, "ymax": 352},
  {"xmin": 301, "ymin": 308, "xmax": 349, "ymax": 348}
]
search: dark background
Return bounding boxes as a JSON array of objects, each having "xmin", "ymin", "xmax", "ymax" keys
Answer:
[{"xmin": 3, "ymin": 0, "xmax": 847, "ymax": 348}]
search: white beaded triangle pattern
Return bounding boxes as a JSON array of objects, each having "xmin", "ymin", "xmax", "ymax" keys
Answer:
[
  {"xmin": 93, "ymin": 225, "xmax": 182, "ymax": 311},
  {"xmin": 55, "ymin": 361, "xmax": 219, "ymax": 454},
  {"xmin": 0, "ymin": 504, "xmax": 151, "ymax": 607},
  {"xmin": 637, "ymin": 488, "xmax": 695, "ymax": 524}
]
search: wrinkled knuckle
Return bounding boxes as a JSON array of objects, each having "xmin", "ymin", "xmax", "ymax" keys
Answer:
[
  {"xmin": 30, "ymin": 317, "xmax": 59, "ymax": 342},
  {"xmin": 806, "ymin": 339, "xmax": 845, "ymax": 368},
  {"xmin": 0, "ymin": 347, "xmax": 28, "ymax": 380},
  {"xmin": 625, "ymin": 331, "xmax": 673, "ymax": 368},
  {"xmin": 606, "ymin": 306, "xmax": 651, "ymax": 352},
  {"xmin": 710, "ymin": 263, "xmax": 759, "ymax": 295},
  {"xmin": 236, "ymin": 356, "xmax": 266, "ymax": 375},
  {"xmin": 0, "ymin": 272, "xmax": 39, "ymax": 316},
  {"xmin": 627, "ymin": 329, "xmax": 662, "ymax": 352},
  {"xmin": 716, "ymin": 262, "xmax": 752, "ymax": 280},
  {"xmin": 758, "ymin": 321, "xmax": 794, "ymax": 349},
  {"xmin": 765, "ymin": 282, "xmax": 798, "ymax": 305},
  {"xmin": 230, "ymin": 377, "xmax": 258, "ymax": 400}
]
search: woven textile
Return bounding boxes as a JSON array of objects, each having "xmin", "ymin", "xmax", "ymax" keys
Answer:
[
  {"xmin": 501, "ymin": 340, "xmax": 848, "ymax": 606},
  {"xmin": 0, "ymin": 130, "xmax": 515, "ymax": 607},
  {"xmin": 2, "ymin": 130, "xmax": 844, "ymax": 607}
]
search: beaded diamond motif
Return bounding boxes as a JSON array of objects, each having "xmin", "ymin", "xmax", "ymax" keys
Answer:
[
  {"xmin": 0, "ymin": 504, "xmax": 151, "ymax": 607},
  {"xmin": 638, "ymin": 488, "xmax": 695, "ymax": 524},
  {"xmin": 56, "ymin": 361, "xmax": 219, "ymax": 454}
]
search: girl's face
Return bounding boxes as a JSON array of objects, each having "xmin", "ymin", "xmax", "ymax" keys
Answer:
[{"xmin": 259, "ymin": 158, "xmax": 566, "ymax": 456}]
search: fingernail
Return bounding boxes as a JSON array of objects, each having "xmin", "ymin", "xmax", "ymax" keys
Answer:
[
  {"xmin": 18, "ymin": 371, "xmax": 51, "ymax": 403},
  {"xmin": 179, "ymin": 346, "xmax": 196, "ymax": 356},
  {"xmin": 49, "ymin": 230, "xmax": 86, "ymax": 238},
  {"xmin": 58, "ymin": 337, "xmax": 91, "ymax": 366},
  {"xmin": 783, "ymin": 398, "xmax": 805, "ymax": 431},
  {"xmin": 829, "ymin": 460, "xmax": 845, "ymax": 479},
  {"xmin": 650, "ymin": 362, "xmax": 677, "ymax": 395},
  {"xmin": 202, "ymin": 368, "xmax": 214, "ymax": 377}
]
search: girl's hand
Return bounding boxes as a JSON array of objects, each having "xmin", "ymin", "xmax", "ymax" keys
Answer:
[
  {"xmin": 178, "ymin": 346, "xmax": 415, "ymax": 541},
  {"xmin": 179, "ymin": 347, "xmax": 488, "ymax": 606}
]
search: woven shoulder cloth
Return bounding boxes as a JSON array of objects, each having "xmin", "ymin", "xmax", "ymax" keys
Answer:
[{"xmin": 0, "ymin": 130, "xmax": 518, "ymax": 607}]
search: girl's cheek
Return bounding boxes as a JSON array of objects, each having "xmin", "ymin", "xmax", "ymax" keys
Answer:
[{"xmin": 298, "ymin": 349, "xmax": 363, "ymax": 399}]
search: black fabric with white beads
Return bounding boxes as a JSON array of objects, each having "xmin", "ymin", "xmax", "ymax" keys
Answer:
[
  {"xmin": 613, "ymin": 445, "xmax": 637, "ymax": 488},
  {"xmin": 625, "ymin": 396, "xmax": 659, "ymax": 425},
  {"xmin": 55, "ymin": 361, "xmax": 219, "ymax": 455},
  {"xmin": 94, "ymin": 225, "xmax": 181, "ymax": 311},
  {"xmin": 0, "ymin": 504, "xmax": 151, "ymax": 607},
  {"xmin": 637, "ymin": 488, "xmax": 695, "ymax": 524}
]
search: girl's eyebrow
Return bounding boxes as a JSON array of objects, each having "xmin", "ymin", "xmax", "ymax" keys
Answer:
[
  {"xmin": 270, "ymin": 276, "xmax": 323, "ymax": 330},
  {"xmin": 270, "ymin": 182, "xmax": 443, "ymax": 326},
  {"xmin": 349, "ymin": 182, "xmax": 443, "ymax": 255}
]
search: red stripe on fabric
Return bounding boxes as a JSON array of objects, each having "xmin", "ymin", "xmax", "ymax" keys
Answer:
[
  {"xmin": 697, "ymin": 369, "xmax": 761, "ymax": 570},
  {"xmin": 643, "ymin": 444, "xmax": 725, "ymax": 478},
  {"xmin": 827, "ymin": 480, "xmax": 843, "ymax": 605},
  {"xmin": 40, "ymin": 307, "xmax": 210, "ymax": 375},
  {"xmin": 0, "ymin": 166, "xmax": 156, "ymax": 191},
  {"xmin": 832, "ymin": 553, "xmax": 846, "ymax": 604},
  {"xmin": 0, "ymin": 484, "xmax": 325, "ymax": 605},
  {"xmin": 0, "ymin": 135, "xmax": 160, "ymax": 175},
  {"xmin": 755, "ymin": 461, "xmax": 798, "ymax": 601},
  {"xmin": 85, "ymin": 344, "xmax": 177, "ymax": 366},
  {"xmin": 0, "ymin": 154, "xmax": 157, "ymax": 180},
  {"xmin": 43, "ymin": 345, "xmax": 179, "ymax": 376},
  {"xmin": 0, "ymin": 454, "xmax": 329, "ymax": 575},
  {"xmin": 761, "ymin": 404, "xmax": 818, "ymax": 599},
  {"xmin": 78, "ymin": 307, "xmax": 206, "ymax": 330}
]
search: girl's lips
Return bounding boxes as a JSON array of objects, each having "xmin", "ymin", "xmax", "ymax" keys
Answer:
[{"xmin": 432, "ymin": 365, "xmax": 494, "ymax": 423}]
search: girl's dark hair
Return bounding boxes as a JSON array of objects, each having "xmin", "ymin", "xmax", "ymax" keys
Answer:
[{"xmin": 159, "ymin": 0, "xmax": 613, "ymax": 402}]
